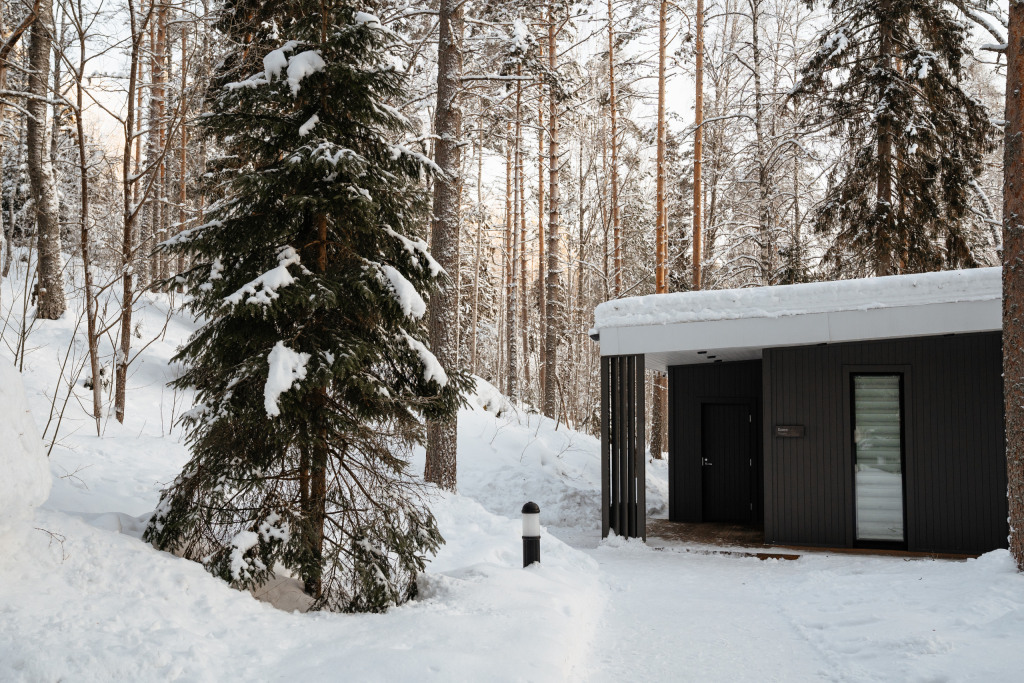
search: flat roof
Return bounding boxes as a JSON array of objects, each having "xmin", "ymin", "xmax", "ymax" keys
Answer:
[{"xmin": 593, "ymin": 268, "xmax": 1001, "ymax": 371}]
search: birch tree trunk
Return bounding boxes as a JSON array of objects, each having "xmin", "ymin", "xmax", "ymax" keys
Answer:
[
  {"xmin": 27, "ymin": 0, "xmax": 65, "ymax": 320},
  {"xmin": 72, "ymin": 0, "xmax": 101, "ymax": 432},
  {"xmin": 1003, "ymin": 0, "xmax": 1024, "ymax": 570},
  {"xmin": 115, "ymin": 0, "xmax": 148, "ymax": 424},
  {"xmin": 425, "ymin": 0, "xmax": 463, "ymax": 491}
]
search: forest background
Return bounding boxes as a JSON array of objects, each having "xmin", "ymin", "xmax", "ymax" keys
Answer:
[{"xmin": 0, "ymin": 0, "xmax": 1012, "ymax": 456}]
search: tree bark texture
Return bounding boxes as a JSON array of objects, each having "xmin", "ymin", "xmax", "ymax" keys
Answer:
[
  {"xmin": 74, "ymin": 6, "xmax": 102, "ymax": 433},
  {"xmin": 692, "ymin": 0, "xmax": 704, "ymax": 290},
  {"xmin": 516, "ymin": 69, "xmax": 530, "ymax": 399},
  {"xmin": 875, "ymin": 0, "xmax": 895, "ymax": 277},
  {"xmin": 542, "ymin": 6, "xmax": 562, "ymax": 419},
  {"xmin": 650, "ymin": 0, "xmax": 668, "ymax": 459},
  {"xmin": 537, "ymin": 69, "xmax": 546, "ymax": 400},
  {"xmin": 750, "ymin": 0, "xmax": 774, "ymax": 285},
  {"xmin": 425, "ymin": 0, "xmax": 462, "ymax": 491},
  {"xmin": 115, "ymin": 0, "xmax": 147, "ymax": 424},
  {"xmin": 607, "ymin": 0, "xmax": 621, "ymax": 298},
  {"xmin": 1003, "ymin": 0, "xmax": 1024, "ymax": 571},
  {"xmin": 504, "ymin": 121, "xmax": 518, "ymax": 401},
  {"xmin": 27, "ymin": 0, "xmax": 65, "ymax": 320}
]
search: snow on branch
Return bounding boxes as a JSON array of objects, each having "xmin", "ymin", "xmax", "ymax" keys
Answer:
[
  {"xmin": 401, "ymin": 332, "xmax": 448, "ymax": 387},
  {"xmin": 285, "ymin": 51, "xmax": 326, "ymax": 96},
  {"xmin": 225, "ymin": 246, "xmax": 301, "ymax": 306},
  {"xmin": 384, "ymin": 225, "xmax": 444, "ymax": 277},
  {"xmin": 389, "ymin": 143, "xmax": 443, "ymax": 176},
  {"xmin": 264, "ymin": 341, "xmax": 311, "ymax": 417},
  {"xmin": 380, "ymin": 264, "xmax": 427, "ymax": 319},
  {"xmin": 264, "ymin": 41, "xmax": 300, "ymax": 82}
]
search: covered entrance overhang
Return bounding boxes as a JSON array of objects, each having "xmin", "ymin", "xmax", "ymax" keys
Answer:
[{"xmin": 593, "ymin": 268, "xmax": 1002, "ymax": 543}]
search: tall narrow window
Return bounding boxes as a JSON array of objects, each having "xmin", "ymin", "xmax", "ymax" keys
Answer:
[{"xmin": 853, "ymin": 374, "xmax": 905, "ymax": 542}]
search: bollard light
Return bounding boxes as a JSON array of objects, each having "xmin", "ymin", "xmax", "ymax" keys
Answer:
[{"xmin": 522, "ymin": 501, "xmax": 540, "ymax": 567}]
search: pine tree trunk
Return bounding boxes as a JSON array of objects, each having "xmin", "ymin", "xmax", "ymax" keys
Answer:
[
  {"xmin": 516, "ymin": 68, "xmax": 530, "ymax": 399},
  {"xmin": 875, "ymin": 0, "xmax": 895, "ymax": 277},
  {"xmin": 542, "ymin": 5, "xmax": 561, "ymax": 419},
  {"xmin": 607, "ymin": 0, "xmax": 621, "ymax": 298},
  {"xmin": 651, "ymin": 0, "xmax": 668, "ymax": 459},
  {"xmin": 304, "ymin": 215, "xmax": 330, "ymax": 597},
  {"xmin": 692, "ymin": 0, "xmax": 704, "ymax": 291},
  {"xmin": 177, "ymin": 26, "xmax": 188, "ymax": 284},
  {"xmin": 537, "ymin": 73, "xmax": 546, "ymax": 401},
  {"xmin": 651, "ymin": 373, "xmax": 666, "ymax": 458},
  {"xmin": 1003, "ymin": 0, "xmax": 1024, "ymax": 571},
  {"xmin": 600, "ymin": 134, "xmax": 609, "ymax": 300},
  {"xmin": 424, "ymin": 0, "xmax": 462, "ymax": 491},
  {"xmin": 27, "ymin": 0, "xmax": 65, "ymax": 320},
  {"xmin": 504, "ymin": 121, "xmax": 518, "ymax": 401},
  {"xmin": 469, "ymin": 130, "xmax": 483, "ymax": 376},
  {"xmin": 750, "ymin": 0, "xmax": 773, "ymax": 285}
]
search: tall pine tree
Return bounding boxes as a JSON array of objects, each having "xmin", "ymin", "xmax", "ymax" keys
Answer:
[
  {"xmin": 792, "ymin": 0, "xmax": 995, "ymax": 276},
  {"xmin": 144, "ymin": 1, "xmax": 467, "ymax": 613}
]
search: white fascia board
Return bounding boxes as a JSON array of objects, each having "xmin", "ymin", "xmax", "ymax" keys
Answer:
[
  {"xmin": 825, "ymin": 299, "xmax": 1000, "ymax": 342},
  {"xmin": 598, "ymin": 298, "xmax": 1000, "ymax": 361}
]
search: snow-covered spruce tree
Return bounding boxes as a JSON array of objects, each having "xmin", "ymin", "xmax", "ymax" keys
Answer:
[
  {"xmin": 791, "ymin": 0, "xmax": 996, "ymax": 276},
  {"xmin": 143, "ymin": 3, "xmax": 468, "ymax": 613}
]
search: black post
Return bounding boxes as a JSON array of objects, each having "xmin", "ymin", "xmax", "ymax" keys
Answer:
[{"xmin": 522, "ymin": 501, "xmax": 540, "ymax": 567}]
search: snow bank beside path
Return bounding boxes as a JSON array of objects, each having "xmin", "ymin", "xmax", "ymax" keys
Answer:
[
  {"xmin": 0, "ymin": 494, "xmax": 603, "ymax": 681},
  {"xmin": 0, "ymin": 358, "xmax": 50, "ymax": 532}
]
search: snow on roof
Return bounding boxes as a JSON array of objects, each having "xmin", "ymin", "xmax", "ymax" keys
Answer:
[
  {"xmin": 593, "ymin": 268, "xmax": 1002, "ymax": 370},
  {"xmin": 594, "ymin": 267, "xmax": 1001, "ymax": 330}
]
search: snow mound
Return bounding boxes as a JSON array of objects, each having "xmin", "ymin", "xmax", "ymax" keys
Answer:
[
  {"xmin": 465, "ymin": 375, "xmax": 512, "ymax": 415},
  {"xmin": 0, "ymin": 358, "xmax": 50, "ymax": 529},
  {"xmin": 0, "ymin": 492, "xmax": 603, "ymax": 680}
]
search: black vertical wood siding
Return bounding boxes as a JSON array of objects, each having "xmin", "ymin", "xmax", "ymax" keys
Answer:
[
  {"xmin": 761, "ymin": 332, "xmax": 1007, "ymax": 554},
  {"xmin": 601, "ymin": 355, "xmax": 646, "ymax": 539},
  {"xmin": 668, "ymin": 360, "xmax": 762, "ymax": 523},
  {"xmin": 667, "ymin": 332, "xmax": 1007, "ymax": 554}
]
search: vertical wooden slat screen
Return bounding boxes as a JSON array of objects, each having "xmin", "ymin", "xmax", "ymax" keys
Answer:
[{"xmin": 601, "ymin": 354, "xmax": 646, "ymax": 540}]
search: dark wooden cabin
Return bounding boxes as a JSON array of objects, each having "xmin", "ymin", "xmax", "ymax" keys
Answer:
[{"xmin": 593, "ymin": 268, "xmax": 1007, "ymax": 555}]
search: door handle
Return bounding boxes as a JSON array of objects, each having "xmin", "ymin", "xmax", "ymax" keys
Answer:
[{"xmin": 702, "ymin": 458, "xmax": 713, "ymax": 466}]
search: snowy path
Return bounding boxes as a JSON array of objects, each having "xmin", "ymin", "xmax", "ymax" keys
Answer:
[
  {"xmin": 559, "ymin": 532, "xmax": 1024, "ymax": 683},
  {"xmin": 572, "ymin": 543, "xmax": 830, "ymax": 682}
]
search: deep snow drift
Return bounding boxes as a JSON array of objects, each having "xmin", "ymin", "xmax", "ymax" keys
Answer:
[
  {"xmin": 2, "ymin": 254, "xmax": 1024, "ymax": 682},
  {"xmin": 0, "ymin": 357, "xmax": 50, "ymax": 531}
]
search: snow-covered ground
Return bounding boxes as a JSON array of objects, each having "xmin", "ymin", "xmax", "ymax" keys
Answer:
[{"xmin": 2, "ymin": 255, "xmax": 1024, "ymax": 681}]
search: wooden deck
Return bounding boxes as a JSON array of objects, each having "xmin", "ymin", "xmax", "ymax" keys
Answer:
[{"xmin": 645, "ymin": 519, "xmax": 976, "ymax": 561}]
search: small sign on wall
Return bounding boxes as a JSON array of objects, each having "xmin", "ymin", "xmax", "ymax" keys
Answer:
[{"xmin": 775, "ymin": 425, "xmax": 805, "ymax": 438}]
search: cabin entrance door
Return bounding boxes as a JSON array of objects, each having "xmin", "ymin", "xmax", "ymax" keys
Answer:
[{"xmin": 700, "ymin": 401, "xmax": 753, "ymax": 522}]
